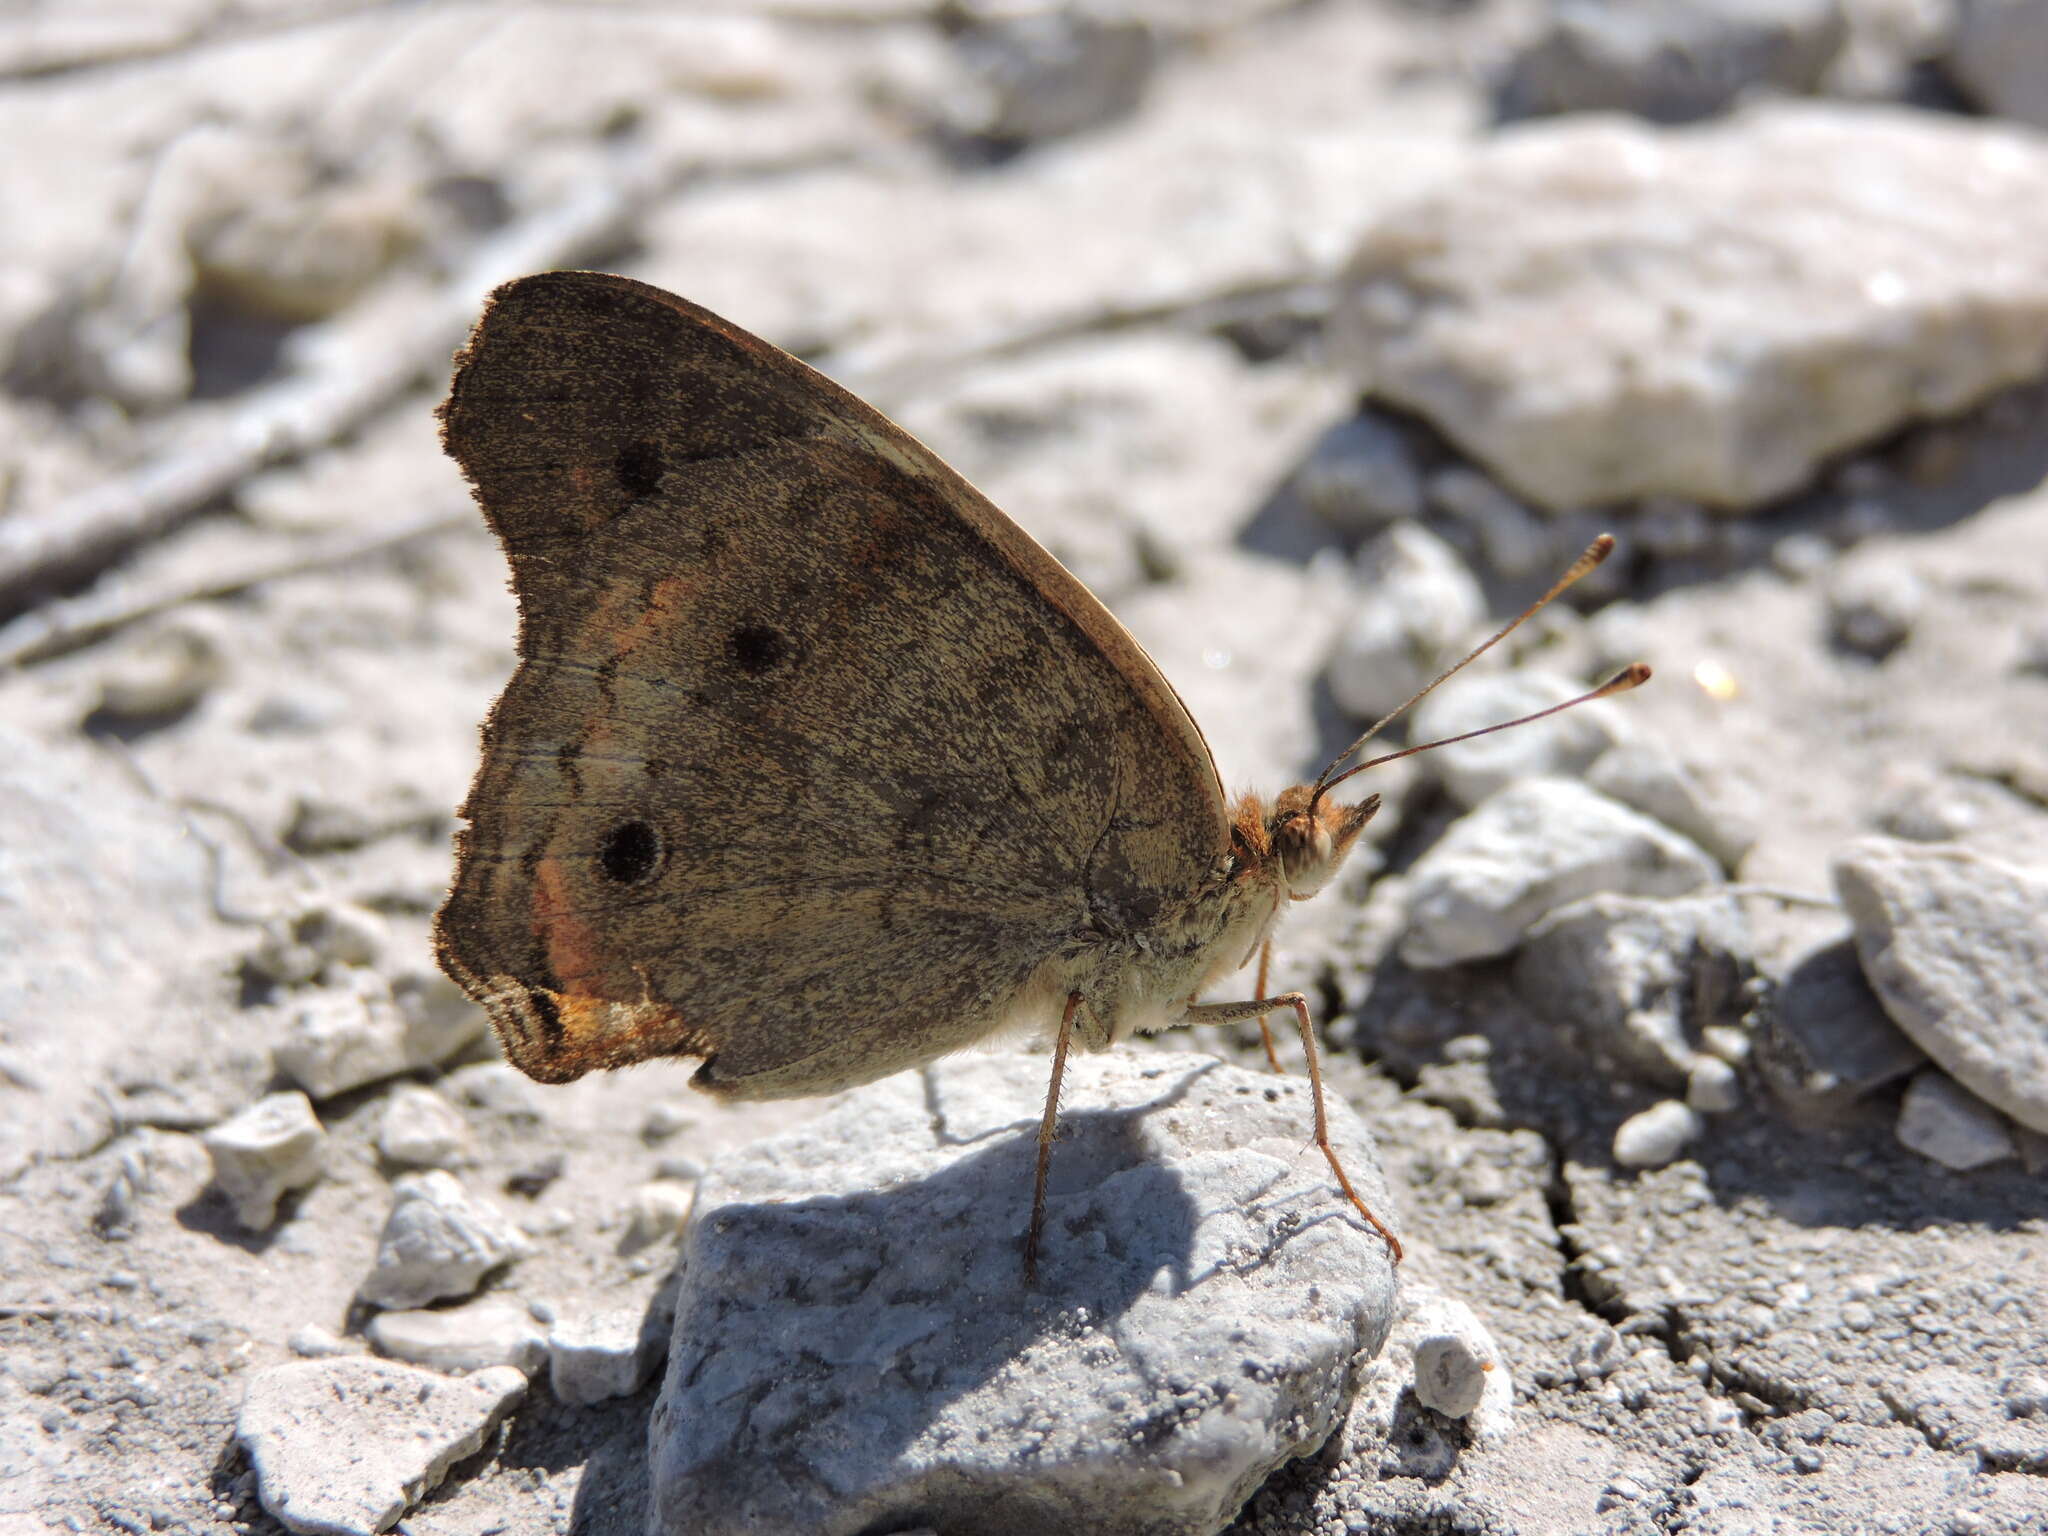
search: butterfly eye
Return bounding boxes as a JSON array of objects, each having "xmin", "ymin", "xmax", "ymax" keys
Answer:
[{"xmin": 597, "ymin": 819, "xmax": 664, "ymax": 885}]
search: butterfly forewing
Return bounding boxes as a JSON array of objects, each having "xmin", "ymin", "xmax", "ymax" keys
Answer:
[{"xmin": 434, "ymin": 272, "xmax": 1229, "ymax": 1097}]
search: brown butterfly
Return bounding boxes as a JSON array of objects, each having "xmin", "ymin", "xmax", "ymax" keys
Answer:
[{"xmin": 432, "ymin": 271, "xmax": 1644, "ymax": 1279}]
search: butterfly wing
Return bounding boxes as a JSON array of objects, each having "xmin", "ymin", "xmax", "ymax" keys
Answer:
[{"xmin": 433, "ymin": 271, "xmax": 1229, "ymax": 1098}]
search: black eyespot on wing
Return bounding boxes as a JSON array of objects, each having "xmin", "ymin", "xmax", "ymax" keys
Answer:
[
  {"xmin": 728, "ymin": 624, "xmax": 788, "ymax": 675},
  {"xmin": 598, "ymin": 819, "xmax": 664, "ymax": 885},
  {"xmin": 615, "ymin": 440, "xmax": 664, "ymax": 498}
]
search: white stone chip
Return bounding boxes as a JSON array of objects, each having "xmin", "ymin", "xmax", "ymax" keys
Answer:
[
  {"xmin": 237, "ymin": 1357, "xmax": 524, "ymax": 1536},
  {"xmin": 201, "ymin": 1091, "xmax": 327, "ymax": 1230},
  {"xmin": 1895, "ymin": 1070, "xmax": 2016, "ymax": 1172},
  {"xmin": 361, "ymin": 1171, "xmax": 535, "ymax": 1311},
  {"xmin": 550, "ymin": 1303, "xmax": 672, "ymax": 1405},
  {"xmin": 1403, "ymin": 779, "xmax": 1720, "ymax": 969}
]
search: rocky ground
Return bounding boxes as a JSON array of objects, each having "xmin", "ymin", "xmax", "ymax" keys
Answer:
[{"xmin": 3, "ymin": 2, "xmax": 2046, "ymax": 1533}]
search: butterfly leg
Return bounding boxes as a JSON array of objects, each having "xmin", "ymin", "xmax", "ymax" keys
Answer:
[
  {"xmin": 1024, "ymin": 991, "xmax": 1083, "ymax": 1287},
  {"xmin": 1251, "ymin": 937, "xmax": 1286, "ymax": 1075},
  {"xmin": 1180, "ymin": 991, "xmax": 1403, "ymax": 1263}
]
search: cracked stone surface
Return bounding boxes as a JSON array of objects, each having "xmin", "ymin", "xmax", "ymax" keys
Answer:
[{"xmin": 3, "ymin": 4, "xmax": 2047, "ymax": 1535}]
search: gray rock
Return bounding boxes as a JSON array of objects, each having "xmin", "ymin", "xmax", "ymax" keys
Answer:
[
  {"xmin": 247, "ymin": 902, "xmax": 389, "ymax": 986},
  {"xmin": 1404, "ymin": 780, "xmax": 1721, "ymax": 969},
  {"xmin": 1513, "ymin": 891, "xmax": 1750, "ymax": 1087},
  {"xmin": 1326, "ymin": 523, "xmax": 1486, "ymax": 723},
  {"xmin": 1424, "ymin": 465, "xmax": 1554, "ymax": 578},
  {"xmin": 1947, "ymin": 0, "xmax": 2048, "ymax": 127},
  {"xmin": 550, "ymin": 1300, "xmax": 673, "ymax": 1406},
  {"xmin": 1760, "ymin": 935, "xmax": 1927, "ymax": 1119},
  {"xmin": 1895, "ymin": 1069, "xmax": 2016, "ymax": 1171},
  {"xmin": 287, "ymin": 1324, "xmax": 357, "ymax": 1359},
  {"xmin": 1686, "ymin": 1054, "xmax": 1742, "ymax": 1113},
  {"xmin": 367, "ymin": 1296, "xmax": 548, "ymax": 1377},
  {"xmin": 649, "ymin": 1052, "xmax": 1398, "ymax": 1536},
  {"xmin": 201, "ymin": 1091, "xmax": 327, "ymax": 1230},
  {"xmin": 374, "ymin": 1083, "xmax": 474, "ymax": 1170},
  {"xmin": 1334, "ymin": 104, "xmax": 2048, "ymax": 511},
  {"xmin": 1410, "ymin": 670, "xmax": 1637, "ymax": 809},
  {"xmin": 360, "ymin": 1171, "xmax": 534, "ymax": 1311},
  {"xmin": 236, "ymin": 1357, "xmax": 525, "ymax": 1536},
  {"xmin": 91, "ymin": 619, "xmax": 223, "ymax": 726},
  {"xmin": 1613, "ymin": 1099, "xmax": 1703, "ymax": 1168},
  {"xmin": 620, "ymin": 1179, "xmax": 697, "ymax": 1252},
  {"xmin": 1834, "ymin": 839, "xmax": 2048, "ymax": 1134},
  {"xmin": 945, "ymin": 12, "xmax": 1155, "ymax": 148},
  {"xmin": 1586, "ymin": 740, "xmax": 1760, "ymax": 872},
  {"xmin": 1496, "ymin": 0, "xmax": 1848, "ymax": 123},
  {"xmin": 1295, "ymin": 410, "xmax": 1426, "ymax": 535}
]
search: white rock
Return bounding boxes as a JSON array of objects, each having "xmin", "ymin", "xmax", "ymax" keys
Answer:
[
  {"xmin": 271, "ymin": 971, "xmax": 413, "ymax": 1100},
  {"xmin": 1514, "ymin": 891, "xmax": 1749, "ymax": 1087},
  {"xmin": 1586, "ymin": 740, "xmax": 1759, "ymax": 873},
  {"xmin": 367, "ymin": 1296, "xmax": 548, "ymax": 1377},
  {"xmin": 1334, "ymin": 103, "xmax": 2048, "ymax": 511},
  {"xmin": 1949, "ymin": 0, "xmax": 2048, "ymax": 127},
  {"xmin": 1410, "ymin": 670, "xmax": 1636, "ymax": 809},
  {"xmin": 237, "ymin": 1357, "xmax": 525, "ymax": 1536},
  {"xmin": 376, "ymin": 1083, "xmax": 474, "ymax": 1169},
  {"xmin": 551, "ymin": 1302, "xmax": 672, "ymax": 1405},
  {"xmin": 1687, "ymin": 1055, "xmax": 1743, "ymax": 1114},
  {"xmin": 201, "ymin": 1091, "xmax": 327, "ymax": 1230},
  {"xmin": 1895, "ymin": 1070, "xmax": 2016, "ymax": 1171},
  {"xmin": 1834, "ymin": 839, "xmax": 2048, "ymax": 1134},
  {"xmin": 1326, "ymin": 523, "xmax": 1486, "ymax": 722},
  {"xmin": 1403, "ymin": 779, "xmax": 1721, "ymax": 968},
  {"xmin": 622, "ymin": 1179, "xmax": 697, "ymax": 1252},
  {"xmin": 1826, "ymin": 557, "xmax": 1924, "ymax": 660},
  {"xmin": 649, "ymin": 1053, "xmax": 1399, "ymax": 1536},
  {"xmin": 361, "ymin": 1171, "xmax": 535, "ymax": 1311},
  {"xmin": 1614, "ymin": 1100, "xmax": 1702, "ymax": 1169}
]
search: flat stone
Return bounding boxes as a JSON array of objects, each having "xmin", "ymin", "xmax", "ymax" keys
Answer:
[
  {"xmin": 649, "ymin": 1052, "xmax": 1398, "ymax": 1536},
  {"xmin": 1333, "ymin": 103, "xmax": 2048, "ymax": 511},
  {"xmin": 201, "ymin": 1090, "xmax": 327, "ymax": 1230},
  {"xmin": 237, "ymin": 1357, "xmax": 524, "ymax": 1536},
  {"xmin": 1834, "ymin": 839, "xmax": 2048, "ymax": 1134},
  {"xmin": 366, "ymin": 1296, "xmax": 547, "ymax": 1377},
  {"xmin": 1895, "ymin": 1069, "xmax": 2016, "ymax": 1172},
  {"xmin": 360, "ymin": 1171, "xmax": 534, "ymax": 1311},
  {"xmin": 1404, "ymin": 779, "xmax": 1721, "ymax": 969},
  {"xmin": 1513, "ymin": 891, "xmax": 1749, "ymax": 1088}
]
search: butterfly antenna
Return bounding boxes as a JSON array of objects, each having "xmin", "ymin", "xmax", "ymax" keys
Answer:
[{"xmin": 1309, "ymin": 534, "xmax": 1641, "ymax": 812}]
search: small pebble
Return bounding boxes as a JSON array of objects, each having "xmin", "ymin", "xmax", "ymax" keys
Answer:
[
  {"xmin": 1686, "ymin": 1056, "xmax": 1741, "ymax": 1114},
  {"xmin": 360, "ymin": 1171, "xmax": 535, "ymax": 1310},
  {"xmin": 641, "ymin": 1102, "xmax": 697, "ymax": 1142},
  {"xmin": 202, "ymin": 1092, "xmax": 327, "ymax": 1230},
  {"xmin": 376, "ymin": 1083, "xmax": 474, "ymax": 1169},
  {"xmin": 622, "ymin": 1180, "xmax": 697, "ymax": 1252},
  {"xmin": 288, "ymin": 1323, "xmax": 357, "ymax": 1359},
  {"xmin": 1613, "ymin": 1100, "xmax": 1701, "ymax": 1169}
]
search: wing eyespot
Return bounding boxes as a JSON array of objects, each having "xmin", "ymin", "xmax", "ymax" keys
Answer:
[
  {"xmin": 728, "ymin": 623, "xmax": 789, "ymax": 675},
  {"xmin": 597, "ymin": 819, "xmax": 665, "ymax": 885}
]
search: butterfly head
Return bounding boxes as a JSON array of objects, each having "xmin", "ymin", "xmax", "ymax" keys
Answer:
[{"xmin": 1265, "ymin": 785, "xmax": 1380, "ymax": 902}]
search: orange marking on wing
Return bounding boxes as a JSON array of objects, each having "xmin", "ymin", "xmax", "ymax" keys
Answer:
[{"xmin": 533, "ymin": 857, "xmax": 608, "ymax": 995}]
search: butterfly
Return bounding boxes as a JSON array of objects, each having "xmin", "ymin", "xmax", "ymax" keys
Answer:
[{"xmin": 432, "ymin": 270, "xmax": 1643, "ymax": 1278}]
